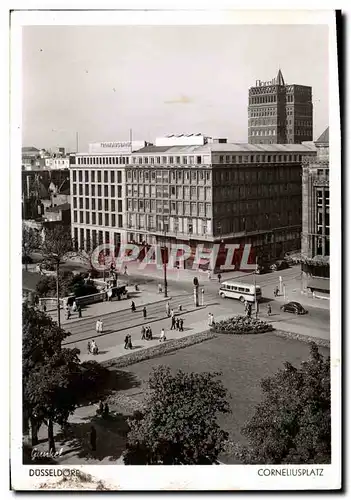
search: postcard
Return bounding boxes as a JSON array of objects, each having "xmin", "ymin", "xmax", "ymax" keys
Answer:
[{"xmin": 9, "ymin": 5, "xmax": 341, "ymax": 491}]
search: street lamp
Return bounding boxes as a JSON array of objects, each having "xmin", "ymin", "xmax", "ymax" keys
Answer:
[{"xmin": 163, "ymin": 220, "xmax": 168, "ymax": 298}]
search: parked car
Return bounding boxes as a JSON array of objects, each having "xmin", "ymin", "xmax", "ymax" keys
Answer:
[
  {"xmin": 280, "ymin": 302, "xmax": 308, "ymax": 315},
  {"xmin": 255, "ymin": 263, "xmax": 271, "ymax": 275},
  {"xmin": 270, "ymin": 260, "xmax": 290, "ymax": 272}
]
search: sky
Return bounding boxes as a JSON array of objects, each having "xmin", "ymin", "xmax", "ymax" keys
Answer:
[{"xmin": 22, "ymin": 24, "xmax": 329, "ymax": 152}]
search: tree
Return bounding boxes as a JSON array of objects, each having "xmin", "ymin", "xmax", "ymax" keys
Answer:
[
  {"xmin": 22, "ymin": 303, "xmax": 80, "ymax": 451},
  {"xmin": 22, "ymin": 225, "xmax": 40, "ymax": 271},
  {"xmin": 123, "ymin": 366, "xmax": 231, "ymax": 465},
  {"xmin": 239, "ymin": 344, "xmax": 331, "ymax": 464},
  {"xmin": 35, "ymin": 270, "xmax": 74, "ymax": 298},
  {"xmin": 40, "ymin": 226, "xmax": 74, "ymax": 327}
]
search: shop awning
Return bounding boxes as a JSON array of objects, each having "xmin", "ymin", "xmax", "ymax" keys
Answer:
[{"xmin": 307, "ymin": 278, "xmax": 330, "ymax": 292}]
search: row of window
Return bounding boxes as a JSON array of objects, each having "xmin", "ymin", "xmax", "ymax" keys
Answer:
[
  {"xmin": 126, "ymin": 169, "xmax": 211, "ymax": 183},
  {"xmin": 126, "ymin": 185, "xmax": 212, "ymax": 200},
  {"xmin": 217, "ymin": 153, "xmax": 303, "ymax": 164},
  {"xmin": 251, "ymin": 129, "xmax": 277, "ymax": 136},
  {"xmin": 73, "ymin": 210, "xmax": 123, "ymax": 227},
  {"xmin": 73, "ymin": 227, "xmax": 121, "ymax": 250},
  {"xmin": 214, "ymin": 183, "xmax": 300, "ymax": 198},
  {"xmin": 72, "ymin": 197, "xmax": 123, "ymax": 212},
  {"xmin": 72, "ymin": 170, "xmax": 123, "ymax": 183},
  {"xmin": 127, "ymin": 215, "xmax": 209, "ymax": 235},
  {"xmin": 127, "ymin": 199, "xmax": 212, "ymax": 217},
  {"xmin": 131, "ymin": 155, "xmax": 203, "ymax": 166},
  {"xmin": 72, "ymin": 183, "xmax": 123, "ymax": 197},
  {"xmin": 77, "ymin": 156, "xmax": 129, "ymax": 165}
]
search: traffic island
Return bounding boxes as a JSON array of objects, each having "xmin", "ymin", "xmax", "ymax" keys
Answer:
[{"xmin": 210, "ymin": 316, "xmax": 274, "ymax": 335}]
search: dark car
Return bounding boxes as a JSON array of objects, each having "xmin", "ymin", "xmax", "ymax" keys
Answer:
[
  {"xmin": 280, "ymin": 301, "xmax": 308, "ymax": 315},
  {"xmin": 270, "ymin": 260, "xmax": 290, "ymax": 272}
]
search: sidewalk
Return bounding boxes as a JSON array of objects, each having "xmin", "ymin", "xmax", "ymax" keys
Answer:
[{"xmin": 78, "ymin": 311, "xmax": 232, "ymax": 364}]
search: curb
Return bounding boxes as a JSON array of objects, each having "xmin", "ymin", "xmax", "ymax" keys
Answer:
[
  {"xmin": 101, "ymin": 330, "xmax": 217, "ymax": 369},
  {"xmin": 272, "ymin": 329, "xmax": 330, "ymax": 348}
]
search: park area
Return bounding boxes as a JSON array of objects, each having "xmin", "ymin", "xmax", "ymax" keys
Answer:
[{"xmin": 27, "ymin": 329, "xmax": 329, "ymax": 466}]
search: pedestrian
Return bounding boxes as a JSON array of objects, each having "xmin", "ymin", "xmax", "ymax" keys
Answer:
[
  {"xmin": 143, "ymin": 306, "xmax": 147, "ymax": 319},
  {"xmin": 208, "ymin": 312, "xmax": 212, "ymax": 326},
  {"xmin": 97, "ymin": 400, "xmax": 104, "ymax": 416},
  {"xmin": 267, "ymin": 304, "xmax": 272, "ymax": 317},
  {"xmin": 96, "ymin": 319, "xmax": 100, "ymax": 334},
  {"xmin": 218, "ymin": 273, "xmax": 221, "ymax": 283},
  {"xmin": 66, "ymin": 309, "xmax": 71, "ymax": 320},
  {"xmin": 78, "ymin": 307, "xmax": 82, "ymax": 318},
  {"xmin": 103, "ymin": 403, "xmax": 109, "ymax": 418},
  {"xmin": 175, "ymin": 318, "xmax": 180, "ymax": 331},
  {"xmin": 141, "ymin": 326, "xmax": 146, "ymax": 340},
  {"xmin": 166, "ymin": 301, "xmax": 170, "ymax": 316},
  {"xmin": 99, "ymin": 319, "xmax": 104, "ymax": 333},
  {"xmin": 127, "ymin": 334, "xmax": 133, "ymax": 350},
  {"xmin": 171, "ymin": 309, "xmax": 175, "ymax": 319},
  {"xmin": 210, "ymin": 313, "xmax": 215, "ymax": 326},
  {"xmin": 124, "ymin": 265, "xmax": 128, "ymax": 275},
  {"xmin": 43, "ymin": 303, "xmax": 47, "ymax": 313},
  {"xmin": 171, "ymin": 315, "xmax": 176, "ymax": 330},
  {"xmin": 131, "ymin": 301, "xmax": 136, "ymax": 312},
  {"xmin": 148, "ymin": 326, "xmax": 153, "ymax": 340},
  {"xmin": 159, "ymin": 328, "xmax": 166, "ymax": 342},
  {"xmin": 107, "ymin": 288, "xmax": 112, "ymax": 301},
  {"xmin": 178, "ymin": 304, "xmax": 182, "ymax": 312},
  {"xmin": 179, "ymin": 318, "xmax": 184, "ymax": 331},
  {"xmin": 72, "ymin": 301, "xmax": 77, "ymax": 312},
  {"xmin": 247, "ymin": 303, "xmax": 252, "ymax": 318},
  {"xmin": 90, "ymin": 425, "xmax": 97, "ymax": 452},
  {"xmin": 208, "ymin": 269, "xmax": 211, "ymax": 280},
  {"xmin": 124, "ymin": 335, "xmax": 129, "ymax": 349},
  {"xmin": 87, "ymin": 341, "xmax": 91, "ymax": 354},
  {"xmin": 158, "ymin": 283, "xmax": 163, "ymax": 294}
]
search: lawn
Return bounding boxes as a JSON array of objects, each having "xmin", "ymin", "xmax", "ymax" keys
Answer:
[{"xmin": 113, "ymin": 332, "xmax": 330, "ymax": 464}]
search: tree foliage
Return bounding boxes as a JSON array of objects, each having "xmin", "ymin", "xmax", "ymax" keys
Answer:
[
  {"xmin": 40, "ymin": 225, "xmax": 74, "ymax": 266},
  {"xmin": 239, "ymin": 344, "xmax": 331, "ymax": 464},
  {"xmin": 22, "ymin": 225, "xmax": 40, "ymax": 270},
  {"xmin": 23, "ymin": 304, "xmax": 80, "ymax": 451},
  {"xmin": 35, "ymin": 271, "xmax": 98, "ymax": 298},
  {"xmin": 123, "ymin": 365, "xmax": 231, "ymax": 465}
]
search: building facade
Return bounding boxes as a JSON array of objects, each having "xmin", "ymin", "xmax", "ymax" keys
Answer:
[
  {"xmin": 125, "ymin": 141, "xmax": 316, "ymax": 268},
  {"xmin": 301, "ymin": 127, "xmax": 330, "ymax": 296},
  {"xmin": 248, "ymin": 70, "xmax": 313, "ymax": 145},
  {"xmin": 69, "ymin": 136, "xmax": 317, "ymax": 271}
]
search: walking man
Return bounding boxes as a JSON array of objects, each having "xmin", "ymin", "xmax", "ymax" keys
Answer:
[
  {"xmin": 124, "ymin": 265, "xmax": 128, "ymax": 275},
  {"xmin": 141, "ymin": 326, "xmax": 146, "ymax": 340},
  {"xmin": 159, "ymin": 328, "xmax": 166, "ymax": 342},
  {"xmin": 175, "ymin": 318, "xmax": 180, "ymax": 331},
  {"xmin": 143, "ymin": 306, "xmax": 147, "ymax": 319},
  {"xmin": 218, "ymin": 273, "xmax": 221, "ymax": 283},
  {"xmin": 124, "ymin": 335, "xmax": 129, "ymax": 349},
  {"xmin": 99, "ymin": 319, "xmax": 104, "ymax": 333},
  {"xmin": 78, "ymin": 305, "xmax": 82, "ymax": 318},
  {"xmin": 96, "ymin": 319, "xmax": 100, "ymax": 335},
  {"xmin": 267, "ymin": 303, "xmax": 272, "ymax": 317},
  {"xmin": 171, "ymin": 315, "xmax": 176, "ymax": 330},
  {"xmin": 179, "ymin": 318, "xmax": 184, "ymax": 331}
]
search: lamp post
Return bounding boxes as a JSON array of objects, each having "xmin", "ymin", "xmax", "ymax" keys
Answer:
[{"xmin": 163, "ymin": 221, "xmax": 168, "ymax": 298}]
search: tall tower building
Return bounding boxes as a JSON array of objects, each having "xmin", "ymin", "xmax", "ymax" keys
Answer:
[{"xmin": 248, "ymin": 69, "xmax": 313, "ymax": 144}]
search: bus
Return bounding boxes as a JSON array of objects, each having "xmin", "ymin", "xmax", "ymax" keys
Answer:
[{"xmin": 219, "ymin": 281, "xmax": 262, "ymax": 303}]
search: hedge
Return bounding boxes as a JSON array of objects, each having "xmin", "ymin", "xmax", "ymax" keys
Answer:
[
  {"xmin": 102, "ymin": 330, "xmax": 217, "ymax": 369},
  {"xmin": 210, "ymin": 315, "xmax": 274, "ymax": 335}
]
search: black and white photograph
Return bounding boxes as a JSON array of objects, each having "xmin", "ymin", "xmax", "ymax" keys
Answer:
[{"xmin": 9, "ymin": 7, "xmax": 341, "ymax": 491}]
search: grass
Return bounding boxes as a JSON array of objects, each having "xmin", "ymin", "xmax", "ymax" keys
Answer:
[{"xmin": 111, "ymin": 332, "xmax": 330, "ymax": 464}]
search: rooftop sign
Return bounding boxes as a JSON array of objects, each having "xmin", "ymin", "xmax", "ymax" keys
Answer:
[{"xmin": 89, "ymin": 141, "xmax": 146, "ymax": 154}]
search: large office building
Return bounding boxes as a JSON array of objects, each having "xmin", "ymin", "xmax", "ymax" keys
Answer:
[
  {"xmin": 70, "ymin": 135, "xmax": 316, "ymax": 270},
  {"xmin": 301, "ymin": 127, "xmax": 330, "ymax": 297},
  {"xmin": 248, "ymin": 69, "xmax": 313, "ymax": 145}
]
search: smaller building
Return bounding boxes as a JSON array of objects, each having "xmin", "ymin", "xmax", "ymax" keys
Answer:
[
  {"xmin": 301, "ymin": 127, "xmax": 329, "ymax": 298},
  {"xmin": 44, "ymin": 202, "xmax": 71, "ymax": 225}
]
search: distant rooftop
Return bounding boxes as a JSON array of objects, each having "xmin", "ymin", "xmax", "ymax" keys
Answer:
[
  {"xmin": 315, "ymin": 127, "xmax": 329, "ymax": 144},
  {"xmin": 22, "ymin": 146, "xmax": 40, "ymax": 152},
  {"xmin": 135, "ymin": 143, "xmax": 317, "ymax": 155}
]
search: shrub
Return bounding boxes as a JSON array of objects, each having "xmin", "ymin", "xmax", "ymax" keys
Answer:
[{"xmin": 211, "ymin": 315, "xmax": 274, "ymax": 335}]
